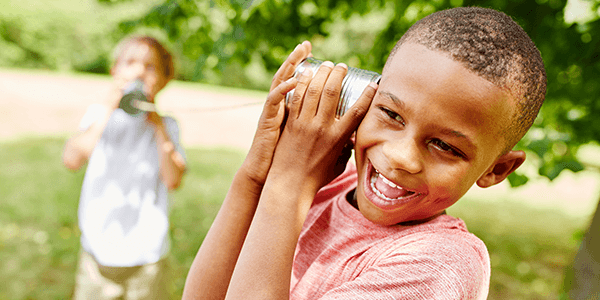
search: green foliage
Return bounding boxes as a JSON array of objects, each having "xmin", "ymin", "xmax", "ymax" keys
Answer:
[
  {"xmin": 0, "ymin": 0, "xmax": 162, "ymax": 73},
  {"xmin": 0, "ymin": 136, "xmax": 583, "ymax": 299},
  {"xmin": 112, "ymin": 0, "xmax": 406, "ymax": 88}
]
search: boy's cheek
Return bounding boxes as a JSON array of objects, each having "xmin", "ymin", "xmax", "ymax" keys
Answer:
[{"xmin": 355, "ymin": 115, "xmax": 384, "ymax": 147}]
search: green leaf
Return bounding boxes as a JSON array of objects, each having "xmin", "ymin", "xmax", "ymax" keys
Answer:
[
  {"xmin": 545, "ymin": 159, "xmax": 585, "ymax": 181},
  {"xmin": 507, "ymin": 172, "xmax": 530, "ymax": 187}
]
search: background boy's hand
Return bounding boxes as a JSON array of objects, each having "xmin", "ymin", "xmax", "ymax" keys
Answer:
[
  {"xmin": 268, "ymin": 61, "xmax": 377, "ymax": 194},
  {"xmin": 146, "ymin": 111, "xmax": 163, "ymax": 128},
  {"xmin": 240, "ymin": 41, "xmax": 312, "ymax": 188}
]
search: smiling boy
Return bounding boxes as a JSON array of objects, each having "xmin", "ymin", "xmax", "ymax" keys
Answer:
[{"xmin": 183, "ymin": 7, "xmax": 546, "ymax": 300}]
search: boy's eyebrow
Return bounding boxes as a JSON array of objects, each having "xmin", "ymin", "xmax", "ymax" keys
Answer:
[
  {"xmin": 439, "ymin": 128, "xmax": 477, "ymax": 154},
  {"xmin": 380, "ymin": 91, "xmax": 405, "ymax": 111},
  {"xmin": 442, "ymin": 129, "xmax": 473, "ymax": 144}
]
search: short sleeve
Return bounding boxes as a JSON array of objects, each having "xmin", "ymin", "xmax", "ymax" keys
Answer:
[
  {"xmin": 78, "ymin": 104, "xmax": 105, "ymax": 132},
  {"xmin": 318, "ymin": 232, "xmax": 489, "ymax": 300}
]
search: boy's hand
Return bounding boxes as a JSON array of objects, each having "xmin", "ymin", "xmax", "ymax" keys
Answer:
[
  {"xmin": 269, "ymin": 61, "xmax": 377, "ymax": 193},
  {"xmin": 240, "ymin": 41, "xmax": 312, "ymax": 188},
  {"xmin": 146, "ymin": 111, "xmax": 163, "ymax": 128},
  {"xmin": 225, "ymin": 61, "xmax": 375, "ymax": 300}
]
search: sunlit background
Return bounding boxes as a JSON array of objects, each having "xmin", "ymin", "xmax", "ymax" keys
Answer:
[{"xmin": 1, "ymin": 0, "xmax": 600, "ymax": 299}]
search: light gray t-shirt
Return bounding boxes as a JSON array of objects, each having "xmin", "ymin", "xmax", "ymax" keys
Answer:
[{"xmin": 77, "ymin": 105, "xmax": 185, "ymax": 267}]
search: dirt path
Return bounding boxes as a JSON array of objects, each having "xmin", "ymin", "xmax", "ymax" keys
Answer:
[{"xmin": 0, "ymin": 69, "xmax": 265, "ymax": 151}]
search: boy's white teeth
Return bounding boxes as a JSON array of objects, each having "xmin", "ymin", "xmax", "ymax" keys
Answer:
[
  {"xmin": 381, "ymin": 176, "xmax": 397, "ymax": 188},
  {"xmin": 370, "ymin": 170, "xmax": 415, "ymax": 200}
]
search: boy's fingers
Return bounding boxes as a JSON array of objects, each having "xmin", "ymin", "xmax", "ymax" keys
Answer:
[
  {"xmin": 338, "ymin": 81, "xmax": 378, "ymax": 135},
  {"xmin": 288, "ymin": 68, "xmax": 313, "ymax": 120},
  {"xmin": 270, "ymin": 41, "xmax": 312, "ymax": 92},
  {"xmin": 317, "ymin": 63, "xmax": 347, "ymax": 120},
  {"xmin": 300, "ymin": 61, "xmax": 334, "ymax": 118},
  {"xmin": 262, "ymin": 77, "xmax": 297, "ymax": 120}
]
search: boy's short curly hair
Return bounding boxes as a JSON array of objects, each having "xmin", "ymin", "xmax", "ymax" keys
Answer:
[
  {"xmin": 112, "ymin": 35, "xmax": 175, "ymax": 81},
  {"xmin": 388, "ymin": 7, "xmax": 547, "ymax": 152}
]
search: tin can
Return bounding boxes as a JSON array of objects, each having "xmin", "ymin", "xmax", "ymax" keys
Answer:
[
  {"xmin": 285, "ymin": 57, "xmax": 381, "ymax": 117},
  {"xmin": 119, "ymin": 79, "xmax": 155, "ymax": 116}
]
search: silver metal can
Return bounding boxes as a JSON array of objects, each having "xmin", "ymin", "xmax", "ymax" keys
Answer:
[
  {"xmin": 285, "ymin": 57, "xmax": 381, "ymax": 117},
  {"xmin": 119, "ymin": 79, "xmax": 155, "ymax": 116}
]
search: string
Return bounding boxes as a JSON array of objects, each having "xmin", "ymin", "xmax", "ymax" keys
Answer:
[
  {"xmin": 132, "ymin": 100, "xmax": 265, "ymax": 113},
  {"xmin": 174, "ymin": 101, "xmax": 265, "ymax": 112}
]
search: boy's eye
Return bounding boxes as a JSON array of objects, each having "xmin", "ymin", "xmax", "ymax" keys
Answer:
[
  {"xmin": 429, "ymin": 139, "xmax": 464, "ymax": 158},
  {"xmin": 381, "ymin": 107, "xmax": 405, "ymax": 126}
]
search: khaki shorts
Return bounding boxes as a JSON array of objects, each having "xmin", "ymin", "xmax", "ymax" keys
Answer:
[{"xmin": 73, "ymin": 250, "xmax": 170, "ymax": 300}]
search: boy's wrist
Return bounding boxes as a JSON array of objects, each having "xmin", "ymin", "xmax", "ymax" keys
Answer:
[
  {"xmin": 263, "ymin": 169, "xmax": 321, "ymax": 205},
  {"xmin": 236, "ymin": 163, "xmax": 269, "ymax": 191},
  {"xmin": 161, "ymin": 140, "xmax": 175, "ymax": 154},
  {"xmin": 151, "ymin": 116, "xmax": 168, "ymax": 137}
]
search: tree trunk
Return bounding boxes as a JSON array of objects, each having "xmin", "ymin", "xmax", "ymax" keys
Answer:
[{"xmin": 563, "ymin": 195, "xmax": 600, "ymax": 299}]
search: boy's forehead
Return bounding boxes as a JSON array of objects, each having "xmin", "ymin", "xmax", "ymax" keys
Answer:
[
  {"xmin": 121, "ymin": 43, "xmax": 153, "ymax": 59},
  {"xmin": 383, "ymin": 42, "xmax": 515, "ymax": 109},
  {"xmin": 385, "ymin": 42, "xmax": 451, "ymax": 73}
]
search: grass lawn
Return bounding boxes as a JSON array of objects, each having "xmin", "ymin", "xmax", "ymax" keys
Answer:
[{"xmin": 0, "ymin": 136, "xmax": 586, "ymax": 299}]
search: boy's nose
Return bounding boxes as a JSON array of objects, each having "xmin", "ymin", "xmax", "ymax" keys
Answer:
[
  {"xmin": 129, "ymin": 63, "xmax": 145, "ymax": 79},
  {"xmin": 127, "ymin": 63, "xmax": 144, "ymax": 80},
  {"xmin": 382, "ymin": 137, "xmax": 423, "ymax": 174}
]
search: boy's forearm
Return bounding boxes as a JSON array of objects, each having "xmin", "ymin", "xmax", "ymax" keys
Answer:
[
  {"xmin": 183, "ymin": 41, "xmax": 312, "ymax": 299},
  {"xmin": 225, "ymin": 175, "xmax": 317, "ymax": 300},
  {"xmin": 182, "ymin": 167, "xmax": 265, "ymax": 300},
  {"xmin": 62, "ymin": 109, "xmax": 112, "ymax": 171},
  {"xmin": 154, "ymin": 124, "xmax": 186, "ymax": 190}
]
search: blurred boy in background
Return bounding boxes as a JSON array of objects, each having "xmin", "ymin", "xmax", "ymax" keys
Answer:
[{"xmin": 63, "ymin": 35, "xmax": 186, "ymax": 300}]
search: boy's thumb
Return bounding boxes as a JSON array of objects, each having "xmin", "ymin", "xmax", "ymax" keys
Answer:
[{"xmin": 340, "ymin": 81, "xmax": 377, "ymax": 132}]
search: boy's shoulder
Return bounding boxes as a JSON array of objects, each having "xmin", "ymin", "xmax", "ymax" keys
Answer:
[{"xmin": 388, "ymin": 215, "xmax": 489, "ymax": 258}]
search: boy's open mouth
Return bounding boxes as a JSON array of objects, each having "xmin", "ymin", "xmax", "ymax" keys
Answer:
[{"xmin": 370, "ymin": 169, "xmax": 416, "ymax": 200}]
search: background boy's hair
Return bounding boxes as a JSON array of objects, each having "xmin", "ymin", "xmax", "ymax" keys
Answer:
[
  {"xmin": 112, "ymin": 35, "xmax": 175, "ymax": 81},
  {"xmin": 388, "ymin": 7, "xmax": 547, "ymax": 152}
]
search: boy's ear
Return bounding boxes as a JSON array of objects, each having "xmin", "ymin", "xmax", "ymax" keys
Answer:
[
  {"xmin": 110, "ymin": 64, "xmax": 118, "ymax": 76},
  {"xmin": 476, "ymin": 150, "xmax": 526, "ymax": 188}
]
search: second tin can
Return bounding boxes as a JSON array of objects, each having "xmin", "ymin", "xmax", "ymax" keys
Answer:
[
  {"xmin": 119, "ymin": 79, "xmax": 156, "ymax": 116},
  {"xmin": 285, "ymin": 57, "xmax": 381, "ymax": 117}
]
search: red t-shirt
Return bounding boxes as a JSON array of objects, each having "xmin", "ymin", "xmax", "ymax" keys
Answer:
[{"xmin": 290, "ymin": 163, "xmax": 490, "ymax": 299}]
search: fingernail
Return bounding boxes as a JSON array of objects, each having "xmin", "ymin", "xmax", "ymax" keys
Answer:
[
  {"xmin": 321, "ymin": 61, "xmax": 334, "ymax": 68},
  {"xmin": 336, "ymin": 63, "xmax": 348, "ymax": 70},
  {"xmin": 368, "ymin": 82, "xmax": 378, "ymax": 89}
]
